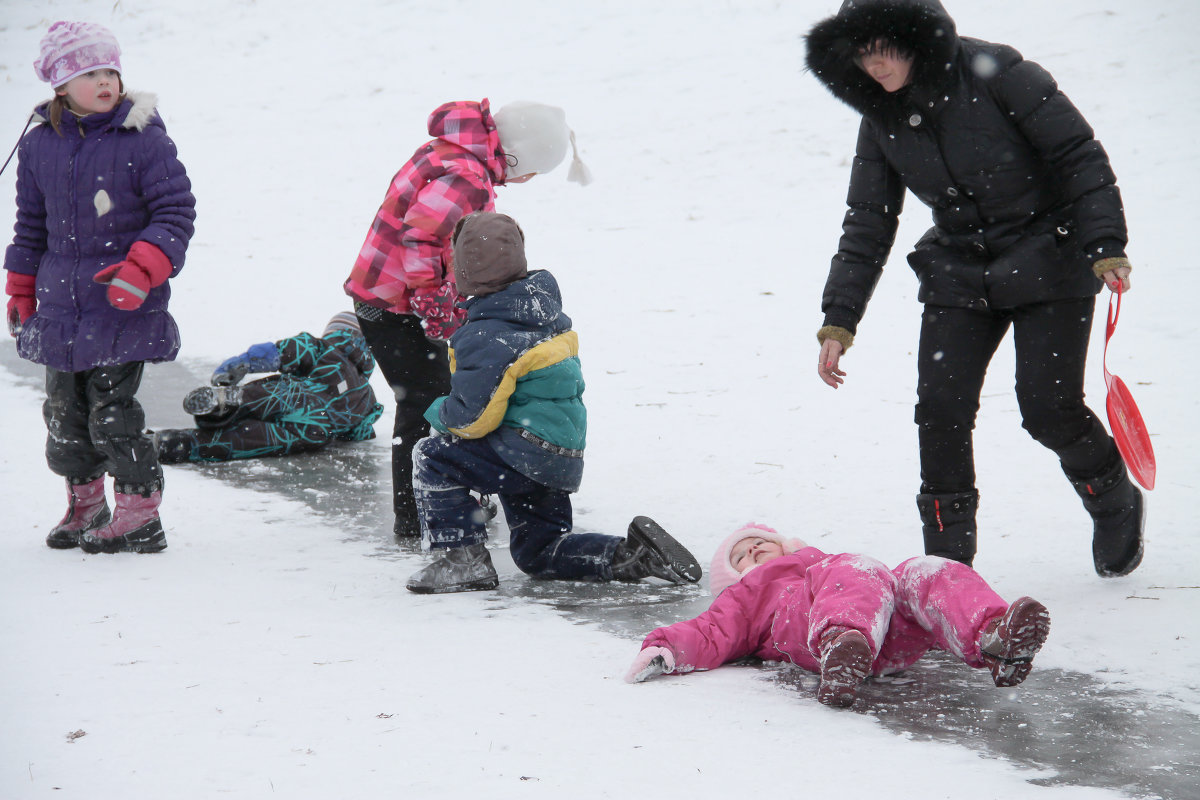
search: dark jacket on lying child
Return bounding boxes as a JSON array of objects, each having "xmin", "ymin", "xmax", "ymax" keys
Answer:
[{"xmin": 156, "ymin": 313, "xmax": 383, "ymax": 462}]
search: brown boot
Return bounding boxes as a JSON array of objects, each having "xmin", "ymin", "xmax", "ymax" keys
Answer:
[
  {"xmin": 978, "ymin": 596, "xmax": 1050, "ymax": 687},
  {"xmin": 816, "ymin": 628, "xmax": 873, "ymax": 707}
]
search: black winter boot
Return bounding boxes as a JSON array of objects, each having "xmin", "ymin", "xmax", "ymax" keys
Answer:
[
  {"xmin": 393, "ymin": 508, "xmax": 421, "ymax": 539},
  {"xmin": 154, "ymin": 429, "xmax": 199, "ymax": 464},
  {"xmin": 916, "ymin": 490, "xmax": 978, "ymax": 567},
  {"xmin": 392, "ymin": 443, "xmax": 421, "ymax": 539},
  {"xmin": 610, "ymin": 516, "xmax": 702, "ymax": 584},
  {"xmin": 1065, "ymin": 458, "xmax": 1144, "ymax": 577}
]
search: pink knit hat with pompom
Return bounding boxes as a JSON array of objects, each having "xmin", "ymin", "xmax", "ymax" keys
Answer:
[
  {"xmin": 34, "ymin": 21, "xmax": 122, "ymax": 89},
  {"xmin": 708, "ymin": 523, "xmax": 807, "ymax": 596}
]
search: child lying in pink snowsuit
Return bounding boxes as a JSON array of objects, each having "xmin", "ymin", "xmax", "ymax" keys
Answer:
[{"xmin": 626, "ymin": 523, "xmax": 1050, "ymax": 707}]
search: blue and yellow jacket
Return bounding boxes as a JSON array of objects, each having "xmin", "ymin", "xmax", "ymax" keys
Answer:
[{"xmin": 425, "ymin": 269, "xmax": 585, "ymax": 492}]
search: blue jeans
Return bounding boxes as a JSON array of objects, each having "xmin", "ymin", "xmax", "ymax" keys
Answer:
[{"xmin": 412, "ymin": 434, "xmax": 621, "ymax": 581}]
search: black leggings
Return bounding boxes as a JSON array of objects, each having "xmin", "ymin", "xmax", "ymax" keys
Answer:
[
  {"xmin": 915, "ymin": 298, "xmax": 1117, "ymax": 493},
  {"xmin": 43, "ymin": 361, "xmax": 162, "ymax": 493},
  {"xmin": 355, "ymin": 307, "xmax": 451, "ymax": 517}
]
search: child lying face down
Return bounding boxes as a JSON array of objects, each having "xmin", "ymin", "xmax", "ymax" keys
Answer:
[{"xmin": 626, "ymin": 524, "xmax": 1050, "ymax": 707}]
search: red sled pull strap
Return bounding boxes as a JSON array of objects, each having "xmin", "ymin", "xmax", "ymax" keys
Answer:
[{"xmin": 1102, "ymin": 290, "xmax": 1156, "ymax": 490}]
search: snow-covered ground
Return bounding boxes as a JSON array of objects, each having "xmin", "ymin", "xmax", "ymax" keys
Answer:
[{"xmin": 2, "ymin": 1, "xmax": 1197, "ymax": 797}]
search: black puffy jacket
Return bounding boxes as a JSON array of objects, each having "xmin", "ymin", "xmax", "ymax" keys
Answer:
[{"xmin": 806, "ymin": 0, "xmax": 1128, "ymax": 333}]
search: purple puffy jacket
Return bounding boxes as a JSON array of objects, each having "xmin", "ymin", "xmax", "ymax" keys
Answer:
[{"xmin": 4, "ymin": 91, "xmax": 196, "ymax": 372}]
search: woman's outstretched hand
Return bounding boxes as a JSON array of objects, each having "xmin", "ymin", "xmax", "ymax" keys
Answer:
[{"xmin": 818, "ymin": 338, "xmax": 846, "ymax": 388}]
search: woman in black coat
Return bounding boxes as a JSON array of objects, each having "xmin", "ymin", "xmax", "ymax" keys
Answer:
[{"xmin": 805, "ymin": 0, "xmax": 1142, "ymax": 576}]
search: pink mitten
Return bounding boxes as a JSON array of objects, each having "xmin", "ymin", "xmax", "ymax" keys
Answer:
[
  {"xmin": 93, "ymin": 241, "xmax": 173, "ymax": 311},
  {"xmin": 5, "ymin": 271, "xmax": 37, "ymax": 336},
  {"xmin": 410, "ymin": 282, "xmax": 466, "ymax": 340},
  {"xmin": 624, "ymin": 646, "xmax": 675, "ymax": 684}
]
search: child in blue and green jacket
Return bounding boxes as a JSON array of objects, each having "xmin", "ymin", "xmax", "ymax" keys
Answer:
[{"xmin": 406, "ymin": 212, "xmax": 701, "ymax": 594}]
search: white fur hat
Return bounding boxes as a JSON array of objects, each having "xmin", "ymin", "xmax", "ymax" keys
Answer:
[{"xmin": 494, "ymin": 101, "xmax": 592, "ymax": 185}]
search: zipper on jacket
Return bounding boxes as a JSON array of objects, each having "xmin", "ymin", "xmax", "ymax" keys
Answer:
[{"xmin": 66, "ymin": 123, "xmax": 85, "ymax": 369}]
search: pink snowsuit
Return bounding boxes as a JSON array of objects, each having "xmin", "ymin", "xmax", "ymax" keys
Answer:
[{"xmin": 640, "ymin": 547, "xmax": 1009, "ymax": 676}]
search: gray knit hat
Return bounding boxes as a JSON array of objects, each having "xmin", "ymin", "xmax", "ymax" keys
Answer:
[
  {"xmin": 322, "ymin": 311, "xmax": 360, "ymax": 337},
  {"xmin": 451, "ymin": 212, "xmax": 528, "ymax": 297}
]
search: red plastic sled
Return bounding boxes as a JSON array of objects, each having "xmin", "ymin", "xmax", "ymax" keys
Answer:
[{"xmin": 1103, "ymin": 291, "xmax": 1156, "ymax": 490}]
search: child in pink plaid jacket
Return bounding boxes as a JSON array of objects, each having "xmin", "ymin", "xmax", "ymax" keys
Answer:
[{"xmin": 344, "ymin": 98, "xmax": 590, "ymax": 538}]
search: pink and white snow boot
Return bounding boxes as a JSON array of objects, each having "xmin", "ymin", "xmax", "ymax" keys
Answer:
[
  {"xmin": 46, "ymin": 476, "xmax": 111, "ymax": 549},
  {"xmin": 79, "ymin": 490, "xmax": 167, "ymax": 554}
]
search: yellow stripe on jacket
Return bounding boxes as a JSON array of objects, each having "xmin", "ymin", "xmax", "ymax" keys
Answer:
[{"xmin": 446, "ymin": 330, "xmax": 579, "ymax": 439}]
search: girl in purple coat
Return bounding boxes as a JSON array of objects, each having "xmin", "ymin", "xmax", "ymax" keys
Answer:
[
  {"xmin": 3, "ymin": 22, "xmax": 196, "ymax": 554},
  {"xmin": 626, "ymin": 524, "xmax": 1050, "ymax": 708}
]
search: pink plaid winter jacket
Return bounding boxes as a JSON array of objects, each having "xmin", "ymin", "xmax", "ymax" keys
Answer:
[{"xmin": 344, "ymin": 100, "xmax": 508, "ymax": 313}]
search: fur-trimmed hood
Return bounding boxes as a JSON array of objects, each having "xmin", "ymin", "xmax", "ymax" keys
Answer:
[
  {"xmin": 33, "ymin": 90, "xmax": 161, "ymax": 132},
  {"xmin": 805, "ymin": 0, "xmax": 959, "ymax": 121}
]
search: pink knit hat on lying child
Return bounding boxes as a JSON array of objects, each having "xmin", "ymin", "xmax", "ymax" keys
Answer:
[
  {"xmin": 708, "ymin": 523, "xmax": 808, "ymax": 596},
  {"xmin": 34, "ymin": 21, "xmax": 122, "ymax": 89}
]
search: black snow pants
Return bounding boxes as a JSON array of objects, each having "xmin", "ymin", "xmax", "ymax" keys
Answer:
[
  {"xmin": 914, "ymin": 297, "xmax": 1119, "ymax": 494},
  {"xmin": 354, "ymin": 303, "xmax": 451, "ymax": 531},
  {"xmin": 43, "ymin": 361, "xmax": 163, "ymax": 494}
]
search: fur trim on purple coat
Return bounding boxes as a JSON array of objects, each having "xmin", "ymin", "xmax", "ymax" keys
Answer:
[{"xmin": 4, "ymin": 90, "xmax": 196, "ymax": 371}]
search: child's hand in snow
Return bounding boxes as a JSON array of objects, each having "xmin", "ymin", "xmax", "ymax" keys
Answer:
[{"xmin": 625, "ymin": 646, "xmax": 675, "ymax": 683}]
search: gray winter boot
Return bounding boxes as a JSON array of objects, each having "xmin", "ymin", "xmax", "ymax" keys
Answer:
[
  {"xmin": 1065, "ymin": 458, "xmax": 1144, "ymax": 577},
  {"xmin": 183, "ymin": 385, "xmax": 243, "ymax": 418},
  {"xmin": 406, "ymin": 543, "xmax": 499, "ymax": 594},
  {"xmin": 610, "ymin": 516, "xmax": 702, "ymax": 584},
  {"xmin": 916, "ymin": 490, "xmax": 978, "ymax": 567}
]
